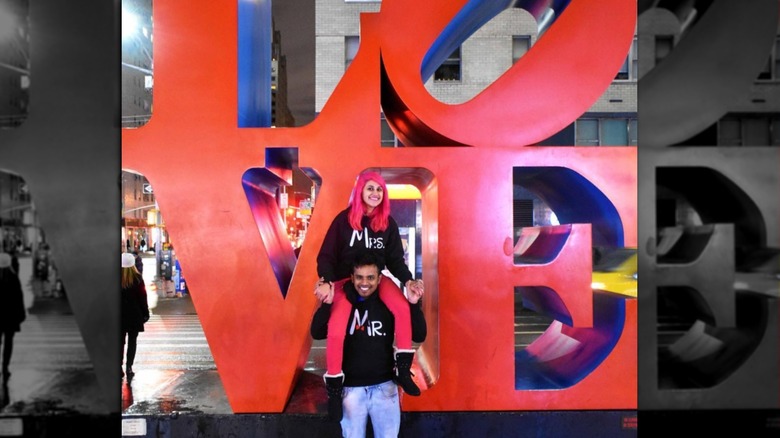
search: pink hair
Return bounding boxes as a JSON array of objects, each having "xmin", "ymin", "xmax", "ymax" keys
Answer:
[{"xmin": 347, "ymin": 171, "xmax": 390, "ymax": 232}]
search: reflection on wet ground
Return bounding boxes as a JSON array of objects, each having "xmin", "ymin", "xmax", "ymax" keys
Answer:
[
  {"xmin": 122, "ymin": 369, "xmax": 230, "ymax": 415},
  {"xmin": 1, "ymin": 369, "xmax": 106, "ymax": 416},
  {"xmin": 120, "ymin": 365, "xmax": 330, "ymax": 416},
  {"xmin": 0, "ymin": 297, "xmax": 111, "ymax": 417}
]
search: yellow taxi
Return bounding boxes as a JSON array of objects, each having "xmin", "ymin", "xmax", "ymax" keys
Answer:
[{"xmin": 590, "ymin": 247, "xmax": 637, "ymax": 298}]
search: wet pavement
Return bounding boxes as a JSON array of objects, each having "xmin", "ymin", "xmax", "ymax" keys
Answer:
[
  {"xmin": 0, "ymin": 294, "xmax": 118, "ymax": 437},
  {"xmin": 1, "ymin": 295, "xmax": 107, "ymax": 414},
  {"xmin": 122, "ymin": 294, "xmax": 231, "ymax": 416},
  {"xmin": 0, "ymin": 291, "xmax": 642, "ymax": 437},
  {"xmin": 121, "ymin": 294, "xmax": 330, "ymax": 417}
]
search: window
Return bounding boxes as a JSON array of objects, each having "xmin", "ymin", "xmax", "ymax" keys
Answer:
[
  {"xmin": 615, "ymin": 37, "xmax": 638, "ymax": 81},
  {"xmin": 756, "ymin": 37, "xmax": 780, "ymax": 81},
  {"xmin": 718, "ymin": 115, "xmax": 780, "ymax": 146},
  {"xmin": 629, "ymin": 118, "xmax": 638, "ymax": 146},
  {"xmin": 575, "ymin": 119, "xmax": 599, "ymax": 145},
  {"xmin": 380, "ymin": 113, "xmax": 398, "ymax": 147},
  {"xmin": 513, "ymin": 199, "xmax": 534, "ymax": 228},
  {"xmin": 576, "ymin": 117, "xmax": 637, "ymax": 146},
  {"xmin": 512, "ymin": 36, "xmax": 531, "ymax": 64},
  {"xmin": 434, "ymin": 47, "xmax": 461, "ymax": 81},
  {"xmin": 345, "ymin": 36, "xmax": 359, "ymax": 69},
  {"xmin": 771, "ymin": 119, "xmax": 780, "ymax": 145},
  {"xmin": 602, "ymin": 119, "xmax": 628, "ymax": 145},
  {"xmin": 743, "ymin": 118, "xmax": 770, "ymax": 145}
]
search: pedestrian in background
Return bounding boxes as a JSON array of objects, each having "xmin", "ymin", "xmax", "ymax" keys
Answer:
[
  {"xmin": 0, "ymin": 253, "xmax": 26, "ymax": 382},
  {"xmin": 121, "ymin": 252, "xmax": 149, "ymax": 379},
  {"xmin": 9, "ymin": 249, "xmax": 19, "ymax": 278},
  {"xmin": 132, "ymin": 250, "xmax": 144, "ymax": 275}
]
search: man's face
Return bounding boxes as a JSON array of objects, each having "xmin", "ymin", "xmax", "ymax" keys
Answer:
[{"xmin": 351, "ymin": 264, "xmax": 381, "ymax": 298}]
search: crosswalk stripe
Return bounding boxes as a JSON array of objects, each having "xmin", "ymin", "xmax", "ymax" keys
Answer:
[
  {"xmin": 128, "ymin": 314, "xmax": 216, "ymax": 370},
  {"xmin": 10, "ymin": 314, "xmax": 93, "ymax": 370}
]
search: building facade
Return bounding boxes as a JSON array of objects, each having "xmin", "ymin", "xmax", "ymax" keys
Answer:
[
  {"xmin": 0, "ymin": 0, "xmax": 30, "ymax": 129},
  {"xmin": 0, "ymin": 170, "xmax": 36, "ymax": 253},
  {"xmin": 121, "ymin": 170, "xmax": 158, "ymax": 252},
  {"xmin": 272, "ymin": 27, "xmax": 296, "ymax": 127},
  {"xmin": 639, "ymin": 6, "xmax": 780, "ymax": 146},
  {"xmin": 121, "ymin": 0, "xmax": 154, "ymax": 128},
  {"xmin": 315, "ymin": 0, "xmax": 638, "ymax": 147}
]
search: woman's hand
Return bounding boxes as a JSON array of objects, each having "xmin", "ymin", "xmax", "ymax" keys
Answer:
[
  {"xmin": 405, "ymin": 279, "xmax": 424, "ymax": 304},
  {"xmin": 314, "ymin": 278, "xmax": 334, "ymax": 304}
]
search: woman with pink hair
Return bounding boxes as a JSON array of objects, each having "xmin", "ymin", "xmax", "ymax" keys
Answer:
[{"xmin": 313, "ymin": 171, "xmax": 425, "ymax": 418}]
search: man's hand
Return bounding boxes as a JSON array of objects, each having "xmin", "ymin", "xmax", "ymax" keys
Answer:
[
  {"xmin": 314, "ymin": 278, "xmax": 334, "ymax": 304},
  {"xmin": 405, "ymin": 279, "xmax": 424, "ymax": 304}
]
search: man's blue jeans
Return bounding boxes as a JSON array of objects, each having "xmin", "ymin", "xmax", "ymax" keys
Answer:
[{"xmin": 341, "ymin": 380, "xmax": 400, "ymax": 438}]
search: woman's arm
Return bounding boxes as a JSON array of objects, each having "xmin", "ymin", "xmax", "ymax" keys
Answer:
[
  {"xmin": 383, "ymin": 216, "xmax": 414, "ymax": 285},
  {"xmin": 316, "ymin": 211, "xmax": 345, "ymax": 282},
  {"xmin": 138, "ymin": 279, "xmax": 150, "ymax": 321}
]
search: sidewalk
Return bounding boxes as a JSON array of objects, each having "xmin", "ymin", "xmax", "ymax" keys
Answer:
[
  {"xmin": 122, "ymin": 294, "xmax": 329, "ymax": 416},
  {"xmin": 150, "ymin": 294, "xmax": 196, "ymax": 316},
  {"xmin": 121, "ymin": 297, "xmax": 638, "ymax": 438},
  {"xmin": 26, "ymin": 295, "xmax": 73, "ymax": 315},
  {"xmin": 1, "ymin": 294, "xmax": 116, "ymax": 437},
  {"xmin": 1, "ymin": 293, "xmax": 640, "ymax": 436}
]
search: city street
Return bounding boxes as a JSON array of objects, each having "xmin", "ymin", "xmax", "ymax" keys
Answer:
[
  {"xmin": 0, "ymin": 265, "xmax": 560, "ymax": 419},
  {"xmin": 122, "ymin": 308, "xmax": 230, "ymax": 415},
  {"xmin": 1, "ymin": 300, "xmax": 106, "ymax": 416},
  {"xmin": 122, "ymin": 293, "xmax": 331, "ymax": 416},
  {"xmin": 0, "ymin": 283, "xmax": 632, "ymax": 437},
  {"xmin": 120, "ymin": 290, "xmax": 549, "ymax": 417}
]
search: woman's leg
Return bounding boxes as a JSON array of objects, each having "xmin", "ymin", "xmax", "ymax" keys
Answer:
[
  {"xmin": 121, "ymin": 330, "xmax": 127, "ymax": 376},
  {"xmin": 377, "ymin": 277, "xmax": 420, "ymax": 395},
  {"xmin": 326, "ymin": 286, "xmax": 351, "ymax": 375},
  {"xmin": 126, "ymin": 331, "xmax": 139, "ymax": 371},
  {"xmin": 377, "ymin": 277, "xmax": 411, "ymax": 350},
  {"xmin": 1, "ymin": 331, "xmax": 14, "ymax": 376},
  {"xmin": 324, "ymin": 282, "xmax": 352, "ymax": 421}
]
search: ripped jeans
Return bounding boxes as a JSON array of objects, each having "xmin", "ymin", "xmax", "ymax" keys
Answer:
[{"xmin": 341, "ymin": 380, "xmax": 400, "ymax": 438}]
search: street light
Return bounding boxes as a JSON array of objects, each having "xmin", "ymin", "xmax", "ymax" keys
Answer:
[
  {"xmin": 0, "ymin": 3, "xmax": 18, "ymax": 41},
  {"xmin": 0, "ymin": 2, "xmax": 29, "ymax": 78},
  {"xmin": 147, "ymin": 208, "xmax": 158, "ymax": 226},
  {"xmin": 122, "ymin": 7, "xmax": 140, "ymax": 40},
  {"xmin": 122, "ymin": 1, "xmax": 154, "ymax": 128}
]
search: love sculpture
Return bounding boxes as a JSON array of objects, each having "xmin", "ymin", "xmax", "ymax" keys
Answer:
[{"xmin": 122, "ymin": 0, "xmax": 637, "ymax": 412}]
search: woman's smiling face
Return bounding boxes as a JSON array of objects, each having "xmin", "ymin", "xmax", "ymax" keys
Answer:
[{"xmin": 361, "ymin": 180, "xmax": 383, "ymax": 213}]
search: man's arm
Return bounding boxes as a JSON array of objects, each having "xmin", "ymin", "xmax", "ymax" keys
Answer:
[{"xmin": 310, "ymin": 302, "xmax": 332, "ymax": 340}]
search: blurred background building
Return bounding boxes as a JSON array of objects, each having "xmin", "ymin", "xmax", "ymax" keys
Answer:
[
  {"xmin": 639, "ymin": 5, "xmax": 780, "ymax": 146},
  {"xmin": 0, "ymin": 0, "xmax": 30, "ymax": 129}
]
